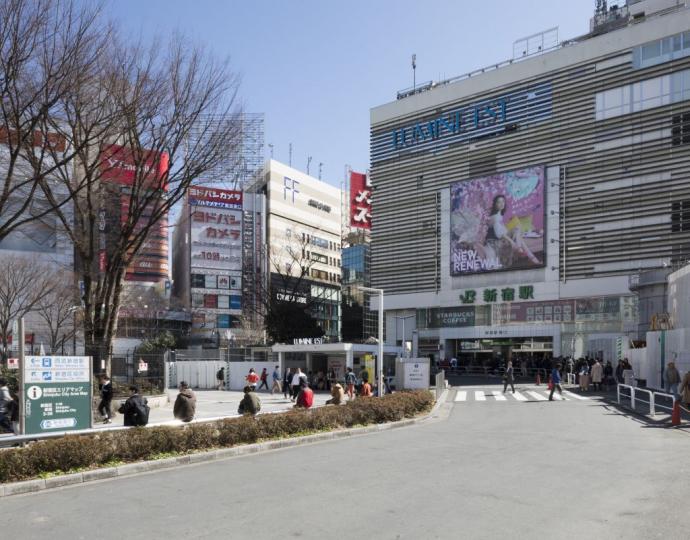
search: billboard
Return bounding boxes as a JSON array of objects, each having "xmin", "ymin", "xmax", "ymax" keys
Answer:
[
  {"xmin": 190, "ymin": 207, "xmax": 243, "ymax": 271},
  {"xmin": 121, "ymin": 194, "xmax": 169, "ymax": 282},
  {"xmin": 99, "ymin": 144, "xmax": 169, "ymax": 190},
  {"xmin": 188, "ymin": 187, "xmax": 242, "ymax": 209},
  {"xmin": 450, "ymin": 166, "xmax": 545, "ymax": 276},
  {"xmin": 350, "ymin": 171, "xmax": 371, "ymax": 229}
]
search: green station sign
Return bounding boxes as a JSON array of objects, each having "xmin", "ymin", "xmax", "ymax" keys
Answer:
[{"xmin": 23, "ymin": 356, "xmax": 92, "ymax": 434}]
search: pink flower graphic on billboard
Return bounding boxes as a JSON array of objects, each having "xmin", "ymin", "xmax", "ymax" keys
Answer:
[{"xmin": 450, "ymin": 166, "xmax": 545, "ymax": 276}]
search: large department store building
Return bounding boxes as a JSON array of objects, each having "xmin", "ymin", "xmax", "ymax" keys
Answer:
[{"xmin": 370, "ymin": 0, "xmax": 690, "ymax": 366}]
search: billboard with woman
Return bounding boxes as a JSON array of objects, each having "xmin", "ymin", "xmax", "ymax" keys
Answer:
[{"xmin": 450, "ymin": 165, "xmax": 545, "ymax": 276}]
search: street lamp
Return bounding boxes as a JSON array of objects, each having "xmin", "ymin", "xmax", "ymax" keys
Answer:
[
  {"xmin": 394, "ymin": 315, "xmax": 415, "ymax": 357},
  {"xmin": 68, "ymin": 306, "xmax": 80, "ymax": 355},
  {"xmin": 360, "ymin": 286, "xmax": 384, "ymax": 397}
]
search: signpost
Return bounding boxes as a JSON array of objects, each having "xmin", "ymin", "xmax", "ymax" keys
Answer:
[
  {"xmin": 23, "ymin": 356, "xmax": 92, "ymax": 434},
  {"xmin": 402, "ymin": 358, "xmax": 430, "ymax": 390}
]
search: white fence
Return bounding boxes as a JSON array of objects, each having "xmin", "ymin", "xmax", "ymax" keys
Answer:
[
  {"xmin": 617, "ymin": 384, "xmax": 676, "ymax": 417},
  {"xmin": 168, "ymin": 360, "xmax": 280, "ymax": 391}
]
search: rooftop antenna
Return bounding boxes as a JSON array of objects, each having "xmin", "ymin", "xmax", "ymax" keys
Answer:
[
  {"xmin": 411, "ymin": 53, "xmax": 416, "ymax": 92},
  {"xmin": 307, "ymin": 156, "xmax": 312, "ymax": 176},
  {"xmin": 268, "ymin": 143, "xmax": 274, "ymax": 159},
  {"xmin": 288, "ymin": 143, "xmax": 292, "ymax": 167},
  {"xmin": 318, "ymin": 162, "xmax": 323, "ymax": 180}
]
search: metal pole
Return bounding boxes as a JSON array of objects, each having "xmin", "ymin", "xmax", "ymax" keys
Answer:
[
  {"xmin": 378, "ymin": 291, "xmax": 384, "ymax": 397},
  {"xmin": 18, "ymin": 317, "xmax": 25, "ymax": 435}
]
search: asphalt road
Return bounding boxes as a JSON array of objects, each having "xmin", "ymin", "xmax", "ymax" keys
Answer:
[{"xmin": 3, "ymin": 384, "xmax": 689, "ymax": 540}]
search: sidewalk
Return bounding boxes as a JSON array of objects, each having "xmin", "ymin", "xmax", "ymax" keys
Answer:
[{"xmin": 94, "ymin": 389, "xmax": 335, "ymax": 428}]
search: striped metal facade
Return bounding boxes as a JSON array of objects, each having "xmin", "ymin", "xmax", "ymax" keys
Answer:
[{"xmin": 370, "ymin": 14, "xmax": 690, "ymax": 295}]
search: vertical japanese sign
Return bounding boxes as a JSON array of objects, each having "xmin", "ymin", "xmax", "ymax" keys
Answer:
[
  {"xmin": 23, "ymin": 356, "xmax": 92, "ymax": 434},
  {"xmin": 350, "ymin": 171, "xmax": 371, "ymax": 229}
]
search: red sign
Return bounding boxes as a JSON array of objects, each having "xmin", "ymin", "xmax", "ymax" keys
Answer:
[
  {"xmin": 99, "ymin": 144, "xmax": 169, "ymax": 190},
  {"xmin": 350, "ymin": 171, "xmax": 371, "ymax": 229},
  {"xmin": 189, "ymin": 187, "xmax": 242, "ymax": 209}
]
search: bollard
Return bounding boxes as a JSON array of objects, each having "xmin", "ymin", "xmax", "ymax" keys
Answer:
[{"xmin": 672, "ymin": 400, "xmax": 681, "ymax": 427}]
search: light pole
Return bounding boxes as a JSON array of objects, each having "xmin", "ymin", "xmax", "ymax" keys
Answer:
[
  {"xmin": 394, "ymin": 315, "xmax": 415, "ymax": 357},
  {"xmin": 360, "ymin": 286, "xmax": 384, "ymax": 397}
]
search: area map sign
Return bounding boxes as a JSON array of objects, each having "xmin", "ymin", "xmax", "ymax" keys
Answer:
[{"xmin": 23, "ymin": 356, "xmax": 92, "ymax": 434}]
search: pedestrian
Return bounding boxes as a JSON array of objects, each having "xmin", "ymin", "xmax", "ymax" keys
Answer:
[
  {"xmin": 0, "ymin": 377, "xmax": 13, "ymax": 433},
  {"xmin": 615, "ymin": 360, "xmax": 625, "ymax": 383},
  {"xmin": 360, "ymin": 378, "xmax": 372, "ymax": 397},
  {"xmin": 294, "ymin": 379, "xmax": 314, "ymax": 409},
  {"xmin": 566, "ymin": 357, "xmax": 574, "ymax": 375},
  {"xmin": 681, "ymin": 371, "xmax": 690, "ymax": 409},
  {"xmin": 520, "ymin": 359, "xmax": 528, "ymax": 379},
  {"xmin": 258, "ymin": 368, "xmax": 269, "ymax": 391},
  {"xmin": 283, "ymin": 367, "xmax": 292, "ymax": 399},
  {"xmin": 591, "ymin": 359, "xmax": 603, "ymax": 391},
  {"xmin": 173, "ymin": 381, "xmax": 196, "ymax": 423},
  {"xmin": 326, "ymin": 382, "xmax": 344, "ymax": 405},
  {"xmin": 246, "ymin": 368, "xmax": 259, "ymax": 390},
  {"xmin": 579, "ymin": 363, "xmax": 590, "ymax": 391},
  {"xmin": 238, "ymin": 386, "xmax": 261, "ymax": 415},
  {"xmin": 345, "ymin": 367, "xmax": 356, "ymax": 400},
  {"xmin": 97, "ymin": 373, "xmax": 113, "ymax": 424},
  {"xmin": 216, "ymin": 367, "xmax": 225, "ymax": 391},
  {"xmin": 664, "ymin": 361, "xmax": 681, "ymax": 396},
  {"xmin": 291, "ymin": 367, "xmax": 305, "ymax": 402},
  {"xmin": 604, "ymin": 361, "xmax": 614, "ymax": 391},
  {"xmin": 450, "ymin": 357, "xmax": 458, "ymax": 371},
  {"xmin": 271, "ymin": 365, "xmax": 282, "ymax": 394},
  {"xmin": 118, "ymin": 385, "xmax": 149, "ymax": 427},
  {"xmin": 502, "ymin": 361, "xmax": 515, "ymax": 393},
  {"xmin": 549, "ymin": 363, "xmax": 563, "ymax": 401}
]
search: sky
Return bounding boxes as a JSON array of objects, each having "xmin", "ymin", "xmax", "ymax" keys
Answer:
[{"xmin": 105, "ymin": 0, "xmax": 596, "ymax": 188}]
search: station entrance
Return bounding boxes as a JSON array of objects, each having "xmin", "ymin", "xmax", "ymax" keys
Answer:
[{"xmin": 449, "ymin": 337, "xmax": 553, "ymax": 376}]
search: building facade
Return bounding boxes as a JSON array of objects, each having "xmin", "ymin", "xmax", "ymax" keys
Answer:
[
  {"xmin": 249, "ymin": 160, "xmax": 342, "ymax": 342},
  {"xmin": 369, "ymin": 0, "xmax": 690, "ymax": 366}
]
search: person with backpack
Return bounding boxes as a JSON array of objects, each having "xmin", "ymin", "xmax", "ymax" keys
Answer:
[
  {"xmin": 216, "ymin": 367, "xmax": 225, "ymax": 391},
  {"xmin": 258, "ymin": 368, "xmax": 269, "ymax": 391},
  {"xmin": 119, "ymin": 385, "xmax": 149, "ymax": 427},
  {"xmin": 345, "ymin": 367, "xmax": 356, "ymax": 400},
  {"xmin": 97, "ymin": 373, "xmax": 113, "ymax": 424},
  {"xmin": 0, "ymin": 377, "xmax": 13, "ymax": 433},
  {"xmin": 173, "ymin": 381, "xmax": 196, "ymax": 423}
]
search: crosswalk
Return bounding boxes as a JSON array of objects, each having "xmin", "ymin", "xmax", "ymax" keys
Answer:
[{"xmin": 453, "ymin": 388, "xmax": 589, "ymax": 403}]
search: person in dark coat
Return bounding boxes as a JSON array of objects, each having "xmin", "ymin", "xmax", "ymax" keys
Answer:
[
  {"xmin": 119, "ymin": 386, "xmax": 149, "ymax": 426},
  {"xmin": 173, "ymin": 381, "xmax": 196, "ymax": 422},
  {"xmin": 238, "ymin": 386, "xmax": 261, "ymax": 415},
  {"xmin": 97, "ymin": 374, "xmax": 113, "ymax": 424},
  {"xmin": 502, "ymin": 361, "xmax": 515, "ymax": 394}
]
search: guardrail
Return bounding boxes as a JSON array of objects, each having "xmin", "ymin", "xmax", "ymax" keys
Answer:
[
  {"xmin": 617, "ymin": 384, "xmax": 676, "ymax": 418},
  {"xmin": 434, "ymin": 370, "xmax": 446, "ymax": 399}
]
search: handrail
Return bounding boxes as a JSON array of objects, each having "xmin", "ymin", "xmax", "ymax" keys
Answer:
[{"xmin": 617, "ymin": 384, "xmax": 676, "ymax": 418}]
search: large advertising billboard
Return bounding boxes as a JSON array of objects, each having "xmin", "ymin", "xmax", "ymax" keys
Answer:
[
  {"xmin": 190, "ymin": 206, "xmax": 243, "ymax": 271},
  {"xmin": 450, "ymin": 166, "xmax": 545, "ymax": 276},
  {"xmin": 350, "ymin": 171, "xmax": 371, "ymax": 229}
]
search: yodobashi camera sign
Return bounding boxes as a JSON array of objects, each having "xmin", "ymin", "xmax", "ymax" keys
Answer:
[
  {"xmin": 23, "ymin": 356, "xmax": 92, "ymax": 435},
  {"xmin": 402, "ymin": 358, "xmax": 430, "ymax": 390}
]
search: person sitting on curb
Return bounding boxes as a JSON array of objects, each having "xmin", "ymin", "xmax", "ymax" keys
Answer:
[
  {"xmin": 238, "ymin": 385, "xmax": 261, "ymax": 416},
  {"xmin": 294, "ymin": 379, "xmax": 314, "ymax": 409},
  {"xmin": 118, "ymin": 386, "xmax": 149, "ymax": 427},
  {"xmin": 326, "ymin": 382, "xmax": 344, "ymax": 405},
  {"xmin": 359, "ymin": 378, "xmax": 372, "ymax": 397},
  {"xmin": 173, "ymin": 381, "xmax": 196, "ymax": 423}
]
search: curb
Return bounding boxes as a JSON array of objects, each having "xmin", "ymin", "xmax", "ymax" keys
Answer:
[{"xmin": 0, "ymin": 389, "xmax": 449, "ymax": 498}]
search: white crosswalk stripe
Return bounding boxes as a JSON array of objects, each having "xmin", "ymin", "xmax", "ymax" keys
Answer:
[
  {"xmin": 451, "ymin": 388, "xmax": 589, "ymax": 403},
  {"xmin": 512, "ymin": 391, "xmax": 528, "ymax": 401},
  {"xmin": 491, "ymin": 390, "xmax": 507, "ymax": 401},
  {"xmin": 475, "ymin": 391, "xmax": 486, "ymax": 401},
  {"xmin": 526, "ymin": 391, "xmax": 548, "ymax": 401},
  {"xmin": 454, "ymin": 391, "xmax": 467, "ymax": 402},
  {"xmin": 563, "ymin": 391, "xmax": 589, "ymax": 400}
]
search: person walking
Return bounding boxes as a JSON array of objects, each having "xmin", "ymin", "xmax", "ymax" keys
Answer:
[
  {"xmin": 238, "ymin": 386, "xmax": 261, "ymax": 415},
  {"xmin": 271, "ymin": 365, "xmax": 282, "ymax": 395},
  {"xmin": 0, "ymin": 378, "xmax": 13, "ymax": 433},
  {"xmin": 503, "ymin": 361, "xmax": 515, "ymax": 393},
  {"xmin": 246, "ymin": 368, "xmax": 259, "ymax": 391},
  {"xmin": 326, "ymin": 383, "xmax": 344, "ymax": 405},
  {"xmin": 216, "ymin": 367, "xmax": 225, "ymax": 391},
  {"xmin": 258, "ymin": 368, "xmax": 269, "ymax": 391},
  {"xmin": 664, "ymin": 361, "xmax": 681, "ymax": 396},
  {"xmin": 291, "ymin": 367, "xmax": 305, "ymax": 402},
  {"xmin": 173, "ymin": 381, "xmax": 196, "ymax": 423},
  {"xmin": 603, "ymin": 361, "xmax": 614, "ymax": 391},
  {"xmin": 283, "ymin": 367, "xmax": 293, "ymax": 399},
  {"xmin": 345, "ymin": 367, "xmax": 356, "ymax": 400},
  {"xmin": 97, "ymin": 374, "xmax": 113, "ymax": 424},
  {"xmin": 549, "ymin": 363, "xmax": 564, "ymax": 401},
  {"xmin": 591, "ymin": 359, "xmax": 603, "ymax": 391},
  {"xmin": 294, "ymin": 379, "xmax": 314, "ymax": 409},
  {"xmin": 615, "ymin": 360, "xmax": 625, "ymax": 384},
  {"xmin": 681, "ymin": 371, "xmax": 690, "ymax": 409}
]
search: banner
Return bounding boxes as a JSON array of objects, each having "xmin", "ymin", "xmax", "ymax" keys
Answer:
[
  {"xmin": 188, "ymin": 187, "xmax": 242, "ymax": 209},
  {"xmin": 450, "ymin": 166, "xmax": 545, "ymax": 275},
  {"xmin": 190, "ymin": 207, "xmax": 243, "ymax": 271},
  {"xmin": 350, "ymin": 171, "xmax": 371, "ymax": 229},
  {"xmin": 492, "ymin": 300, "xmax": 574, "ymax": 324}
]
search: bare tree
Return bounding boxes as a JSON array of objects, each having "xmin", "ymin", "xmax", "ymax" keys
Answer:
[
  {"xmin": 38, "ymin": 33, "xmax": 242, "ymax": 371},
  {"xmin": 0, "ymin": 0, "xmax": 109, "ymax": 241},
  {"xmin": 35, "ymin": 272, "xmax": 79, "ymax": 354},
  {"xmin": 0, "ymin": 255, "xmax": 59, "ymax": 356}
]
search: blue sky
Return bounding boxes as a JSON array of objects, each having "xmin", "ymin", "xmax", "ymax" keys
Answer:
[{"xmin": 106, "ymin": 0, "xmax": 595, "ymax": 187}]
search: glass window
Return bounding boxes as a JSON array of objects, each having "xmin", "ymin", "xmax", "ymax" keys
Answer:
[
  {"xmin": 205, "ymin": 275, "xmax": 217, "ymax": 289},
  {"xmin": 191, "ymin": 274, "xmax": 205, "ymax": 288},
  {"xmin": 230, "ymin": 296, "xmax": 242, "ymax": 309},
  {"xmin": 217, "ymin": 314, "xmax": 232, "ymax": 328},
  {"xmin": 661, "ymin": 37, "xmax": 673, "ymax": 56},
  {"xmin": 673, "ymin": 34, "xmax": 682, "ymax": 52},
  {"xmin": 192, "ymin": 293, "xmax": 204, "ymax": 307},
  {"xmin": 641, "ymin": 41, "xmax": 660, "ymax": 61},
  {"xmin": 218, "ymin": 295, "xmax": 229, "ymax": 309},
  {"xmin": 684, "ymin": 32, "xmax": 690, "ymax": 50}
]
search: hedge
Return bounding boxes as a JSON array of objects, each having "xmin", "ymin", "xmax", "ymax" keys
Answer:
[{"xmin": 0, "ymin": 390, "xmax": 434, "ymax": 483}]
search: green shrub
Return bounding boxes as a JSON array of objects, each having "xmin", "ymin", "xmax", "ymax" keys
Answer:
[{"xmin": 0, "ymin": 390, "xmax": 434, "ymax": 484}]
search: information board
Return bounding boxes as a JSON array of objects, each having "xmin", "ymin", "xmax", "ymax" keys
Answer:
[
  {"xmin": 402, "ymin": 358, "xmax": 430, "ymax": 390},
  {"xmin": 23, "ymin": 356, "xmax": 92, "ymax": 434}
]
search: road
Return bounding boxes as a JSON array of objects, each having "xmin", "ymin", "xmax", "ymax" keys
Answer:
[{"xmin": 3, "ymin": 384, "xmax": 689, "ymax": 539}]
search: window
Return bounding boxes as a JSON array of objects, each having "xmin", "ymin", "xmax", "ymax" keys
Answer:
[
  {"xmin": 218, "ymin": 295, "xmax": 230, "ymax": 309},
  {"xmin": 311, "ymin": 252, "xmax": 328, "ymax": 264},
  {"xmin": 205, "ymin": 275, "xmax": 217, "ymax": 289},
  {"xmin": 192, "ymin": 293, "xmax": 204, "ymax": 307},
  {"xmin": 672, "ymin": 113, "xmax": 690, "ymax": 146},
  {"xmin": 672, "ymin": 200, "xmax": 690, "ymax": 232},
  {"xmin": 191, "ymin": 274, "xmax": 205, "ymax": 288},
  {"xmin": 633, "ymin": 32, "xmax": 690, "ymax": 69}
]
